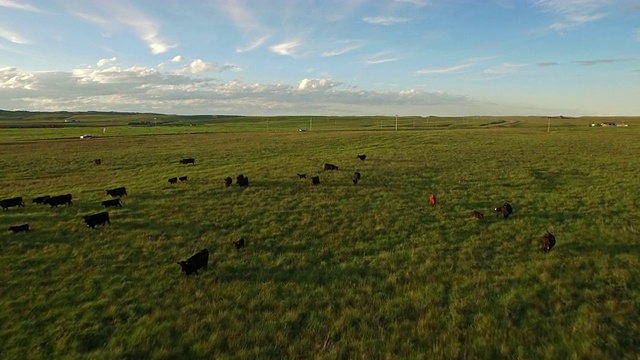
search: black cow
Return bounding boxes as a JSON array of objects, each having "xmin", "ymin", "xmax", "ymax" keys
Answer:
[
  {"xmin": 472, "ymin": 210, "xmax": 484, "ymax": 219},
  {"xmin": 44, "ymin": 194, "xmax": 72, "ymax": 208},
  {"xmin": 106, "ymin": 187, "xmax": 127, "ymax": 197},
  {"xmin": 236, "ymin": 174, "xmax": 249, "ymax": 187},
  {"xmin": 357, "ymin": 154, "xmax": 366, "ymax": 161},
  {"xmin": 32, "ymin": 195, "xmax": 50, "ymax": 205},
  {"xmin": 494, "ymin": 202, "xmax": 513, "ymax": 219},
  {"xmin": 94, "ymin": 159, "xmax": 102, "ymax": 165},
  {"xmin": 311, "ymin": 176, "xmax": 320, "ymax": 185},
  {"xmin": 168, "ymin": 177, "xmax": 178, "ymax": 184},
  {"xmin": 234, "ymin": 238, "xmax": 245, "ymax": 250},
  {"xmin": 180, "ymin": 158, "xmax": 195, "ymax": 165},
  {"xmin": 101, "ymin": 198, "xmax": 122, "ymax": 208},
  {"xmin": 179, "ymin": 176, "xmax": 188, "ymax": 182},
  {"xmin": 177, "ymin": 248, "xmax": 209, "ymax": 276},
  {"xmin": 297, "ymin": 173, "xmax": 307, "ymax": 179},
  {"xmin": 542, "ymin": 232, "xmax": 556, "ymax": 253},
  {"xmin": 324, "ymin": 163, "xmax": 338, "ymax": 171},
  {"xmin": 224, "ymin": 177, "xmax": 233, "ymax": 187},
  {"xmin": 8, "ymin": 224, "xmax": 29, "ymax": 233},
  {"xmin": 353, "ymin": 172, "xmax": 361, "ymax": 185},
  {"xmin": 0, "ymin": 197, "xmax": 24, "ymax": 210},
  {"xmin": 83, "ymin": 211, "xmax": 110, "ymax": 228}
]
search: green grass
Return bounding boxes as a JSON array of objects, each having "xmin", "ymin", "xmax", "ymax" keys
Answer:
[{"xmin": 1, "ymin": 116, "xmax": 640, "ymax": 359}]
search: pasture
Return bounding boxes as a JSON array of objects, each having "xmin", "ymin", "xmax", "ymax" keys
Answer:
[{"xmin": 1, "ymin": 115, "xmax": 640, "ymax": 359}]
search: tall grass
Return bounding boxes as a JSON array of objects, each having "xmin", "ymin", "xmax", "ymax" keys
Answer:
[{"xmin": 1, "ymin": 117, "xmax": 639, "ymax": 359}]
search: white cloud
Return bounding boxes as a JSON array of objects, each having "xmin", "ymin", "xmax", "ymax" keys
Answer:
[
  {"xmin": 394, "ymin": 0, "xmax": 429, "ymax": 6},
  {"xmin": 0, "ymin": 65, "xmax": 475, "ymax": 115},
  {"xmin": 97, "ymin": 57, "xmax": 118, "ymax": 67},
  {"xmin": 174, "ymin": 59, "xmax": 244, "ymax": 75},
  {"xmin": 0, "ymin": 25, "xmax": 29, "ymax": 44},
  {"xmin": 363, "ymin": 16, "xmax": 410, "ymax": 25},
  {"xmin": 77, "ymin": 2, "xmax": 175, "ymax": 55},
  {"xmin": 484, "ymin": 63, "xmax": 529, "ymax": 74},
  {"xmin": 269, "ymin": 40, "xmax": 301, "ymax": 56},
  {"xmin": 170, "ymin": 55, "xmax": 183, "ymax": 62},
  {"xmin": 533, "ymin": 0, "xmax": 613, "ymax": 32},
  {"xmin": 0, "ymin": 0, "xmax": 42, "ymax": 12},
  {"xmin": 236, "ymin": 34, "xmax": 271, "ymax": 53},
  {"xmin": 322, "ymin": 41, "xmax": 362, "ymax": 57},
  {"xmin": 365, "ymin": 51, "xmax": 400, "ymax": 65},
  {"xmin": 298, "ymin": 78, "xmax": 341, "ymax": 91},
  {"xmin": 415, "ymin": 63, "xmax": 474, "ymax": 75}
]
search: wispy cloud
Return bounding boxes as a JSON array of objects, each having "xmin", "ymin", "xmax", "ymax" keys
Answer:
[
  {"xmin": 71, "ymin": 11, "xmax": 109, "ymax": 25},
  {"xmin": 97, "ymin": 57, "xmax": 117, "ymax": 67},
  {"xmin": 0, "ymin": 0, "xmax": 42, "ymax": 12},
  {"xmin": 322, "ymin": 41, "xmax": 362, "ymax": 57},
  {"xmin": 170, "ymin": 55, "xmax": 183, "ymax": 63},
  {"xmin": 533, "ymin": 0, "xmax": 613, "ymax": 32},
  {"xmin": 269, "ymin": 40, "xmax": 301, "ymax": 56},
  {"xmin": 236, "ymin": 34, "xmax": 271, "ymax": 53},
  {"xmin": 636, "ymin": 28, "xmax": 640, "ymax": 41},
  {"xmin": 572, "ymin": 58, "xmax": 635, "ymax": 66},
  {"xmin": 363, "ymin": 16, "xmax": 410, "ymax": 25},
  {"xmin": 537, "ymin": 62, "xmax": 559, "ymax": 67},
  {"xmin": 484, "ymin": 63, "xmax": 529, "ymax": 74},
  {"xmin": 365, "ymin": 51, "xmax": 400, "ymax": 65},
  {"xmin": 394, "ymin": 0, "xmax": 429, "ymax": 5},
  {"xmin": 76, "ymin": 2, "xmax": 175, "ymax": 55},
  {"xmin": 415, "ymin": 63, "xmax": 474, "ymax": 75},
  {"xmin": 0, "ymin": 25, "xmax": 29, "ymax": 44}
]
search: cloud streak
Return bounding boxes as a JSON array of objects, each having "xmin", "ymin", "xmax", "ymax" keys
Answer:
[
  {"xmin": 572, "ymin": 58, "xmax": 636, "ymax": 66},
  {"xmin": 0, "ymin": 26, "xmax": 29, "ymax": 44},
  {"xmin": 269, "ymin": 40, "xmax": 301, "ymax": 56},
  {"xmin": 415, "ymin": 63, "xmax": 474, "ymax": 75},
  {"xmin": 533, "ymin": 0, "xmax": 613, "ymax": 32},
  {"xmin": 0, "ymin": 0, "xmax": 42, "ymax": 12},
  {"xmin": 363, "ymin": 16, "xmax": 410, "ymax": 25}
]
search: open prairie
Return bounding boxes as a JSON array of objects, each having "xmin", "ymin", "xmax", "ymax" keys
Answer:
[{"xmin": 1, "ymin": 115, "xmax": 640, "ymax": 359}]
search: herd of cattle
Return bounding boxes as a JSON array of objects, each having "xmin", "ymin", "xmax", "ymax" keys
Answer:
[{"xmin": 2, "ymin": 154, "xmax": 557, "ymax": 277}]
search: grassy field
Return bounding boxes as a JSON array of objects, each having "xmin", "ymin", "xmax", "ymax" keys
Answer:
[{"xmin": 1, "ymin": 115, "xmax": 640, "ymax": 359}]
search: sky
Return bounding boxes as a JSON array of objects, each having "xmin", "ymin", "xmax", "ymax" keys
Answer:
[{"xmin": 0, "ymin": 0, "xmax": 639, "ymax": 117}]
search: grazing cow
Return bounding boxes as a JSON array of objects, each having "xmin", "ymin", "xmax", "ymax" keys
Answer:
[
  {"xmin": 43, "ymin": 194, "xmax": 72, "ymax": 208},
  {"xmin": 101, "ymin": 198, "xmax": 122, "ymax": 208},
  {"xmin": 311, "ymin": 176, "xmax": 320, "ymax": 186},
  {"xmin": 94, "ymin": 159, "xmax": 102, "ymax": 165},
  {"xmin": 83, "ymin": 211, "xmax": 110, "ymax": 228},
  {"xmin": 177, "ymin": 248, "xmax": 209, "ymax": 276},
  {"xmin": 0, "ymin": 197, "xmax": 24, "ymax": 210},
  {"xmin": 494, "ymin": 202, "xmax": 513, "ymax": 219},
  {"xmin": 168, "ymin": 177, "xmax": 178, "ymax": 184},
  {"xmin": 180, "ymin": 158, "xmax": 195, "ymax": 165},
  {"xmin": 224, "ymin": 177, "xmax": 233, "ymax": 187},
  {"xmin": 234, "ymin": 238, "xmax": 245, "ymax": 250},
  {"xmin": 32, "ymin": 195, "xmax": 50, "ymax": 205},
  {"xmin": 236, "ymin": 174, "xmax": 249, "ymax": 187},
  {"xmin": 472, "ymin": 210, "xmax": 484, "ymax": 219},
  {"xmin": 324, "ymin": 163, "xmax": 338, "ymax": 171},
  {"xmin": 8, "ymin": 224, "xmax": 29, "ymax": 233},
  {"xmin": 542, "ymin": 232, "xmax": 556, "ymax": 253},
  {"xmin": 106, "ymin": 187, "xmax": 127, "ymax": 198},
  {"xmin": 357, "ymin": 154, "xmax": 366, "ymax": 161},
  {"xmin": 353, "ymin": 172, "xmax": 361, "ymax": 185},
  {"xmin": 179, "ymin": 176, "xmax": 188, "ymax": 182},
  {"xmin": 297, "ymin": 173, "xmax": 307, "ymax": 179},
  {"xmin": 429, "ymin": 194, "xmax": 436, "ymax": 207}
]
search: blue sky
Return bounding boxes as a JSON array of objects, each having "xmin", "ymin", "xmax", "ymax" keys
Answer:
[{"xmin": 1, "ymin": 0, "xmax": 638, "ymax": 116}]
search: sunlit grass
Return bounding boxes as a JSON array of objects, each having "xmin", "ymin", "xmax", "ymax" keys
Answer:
[{"xmin": 1, "ymin": 117, "xmax": 640, "ymax": 358}]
